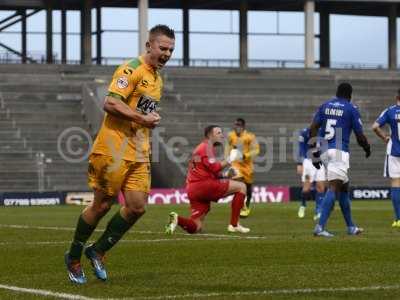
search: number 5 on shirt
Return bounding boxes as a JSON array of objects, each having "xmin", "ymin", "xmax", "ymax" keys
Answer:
[{"xmin": 324, "ymin": 119, "xmax": 337, "ymax": 140}]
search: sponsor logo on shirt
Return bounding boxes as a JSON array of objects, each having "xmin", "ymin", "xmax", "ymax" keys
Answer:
[
  {"xmin": 117, "ymin": 76, "xmax": 129, "ymax": 89},
  {"xmin": 331, "ymin": 101, "xmax": 345, "ymax": 107},
  {"xmin": 136, "ymin": 95, "xmax": 158, "ymax": 114}
]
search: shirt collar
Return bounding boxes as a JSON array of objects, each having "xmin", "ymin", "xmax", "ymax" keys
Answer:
[
  {"xmin": 335, "ymin": 97, "xmax": 349, "ymax": 102},
  {"xmin": 139, "ymin": 55, "xmax": 159, "ymax": 75}
]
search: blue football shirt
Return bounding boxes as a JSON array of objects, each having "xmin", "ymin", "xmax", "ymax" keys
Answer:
[
  {"xmin": 376, "ymin": 105, "xmax": 400, "ymax": 157},
  {"xmin": 298, "ymin": 127, "xmax": 309, "ymax": 162},
  {"xmin": 313, "ymin": 97, "xmax": 364, "ymax": 153}
]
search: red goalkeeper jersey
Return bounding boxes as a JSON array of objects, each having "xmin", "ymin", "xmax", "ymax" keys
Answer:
[{"xmin": 186, "ymin": 140, "xmax": 223, "ymax": 184}]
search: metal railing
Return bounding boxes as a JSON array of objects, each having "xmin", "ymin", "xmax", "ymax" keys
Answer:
[{"xmin": 0, "ymin": 50, "xmax": 390, "ymax": 69}]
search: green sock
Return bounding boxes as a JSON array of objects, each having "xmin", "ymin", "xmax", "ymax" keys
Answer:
[
  {"xmin": 93, "ymin": 210, "xmax": 133, "ymax": 254},
  {"xmin": 69, "ymin": 215, "xmax": 96, "ymax": 260}
]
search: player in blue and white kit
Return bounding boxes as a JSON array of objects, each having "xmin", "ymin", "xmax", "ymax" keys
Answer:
[
  {"xmin": 297, "ymin": 127, "xmax": 326, "ymax": 220},
  {"xmin": 309, "ymin": 83, "xmax": 371, "ymax": 237},
  {"xmin": 372, "ymin": 90, "xmax": 400, "ymax": 227}
]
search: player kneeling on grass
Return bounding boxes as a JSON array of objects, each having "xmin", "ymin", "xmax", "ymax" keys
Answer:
[{"xmin": 165, "ymin": 125, "xmax": 250, "ymax": 234}]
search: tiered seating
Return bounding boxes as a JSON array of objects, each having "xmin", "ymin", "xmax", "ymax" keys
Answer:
[
  {"xmin": 161, "ymin": 68, "xmax": 398, "ymax": 186},
  {"xmin": 0, "ymin": 73, "xmax": 95, "ymax": 192},
  {"xmin": 0, "ymin": 65, "xmax": 397, "ymax": 191}
]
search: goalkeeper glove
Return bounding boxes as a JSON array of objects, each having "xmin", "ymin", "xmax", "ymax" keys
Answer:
[
  {"xmin": 311, "ymin": 149, "xmax": 322, "ymax": 170},
  {"xmin": 227, "ymin": 149, "xmax": 243, "ymax": 164},
  {"xmin": 363, "ymin": 144, "xmax": 371, "ymax": 158}
]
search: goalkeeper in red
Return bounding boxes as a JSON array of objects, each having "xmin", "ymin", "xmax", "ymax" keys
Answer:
[{"xmin": 165, "ymin": 125, "xmax": 250, "ymax": 234}]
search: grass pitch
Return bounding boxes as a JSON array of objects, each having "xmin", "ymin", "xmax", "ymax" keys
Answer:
[{"xmin": 0, "ymin": 201, "xmax": 400, "ymax": 300}]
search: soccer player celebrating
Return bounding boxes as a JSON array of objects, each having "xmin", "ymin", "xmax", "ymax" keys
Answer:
[
  {"xmin": 310, "ymin": 83, "xmax": 371, "ymax": 237},
  {"xmin": 165, "ymin": 125, "xmax": 250, "ymax": 234},
  {"xmin": 64, "ymin": 25, "xmax": 175, "ymax": 284},
  {"xmin": 297, "ymin": 127, "xmax": 326, "ymax": 220},
  {"xmin": 227, "ymin": 118, "xmax": 260, "ymax": 217},
  {"xmin": 372, "ymin": 89, "xmax": 400, "ymax": 227}
]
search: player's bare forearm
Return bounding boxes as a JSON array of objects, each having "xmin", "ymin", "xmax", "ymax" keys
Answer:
[
  {"xmin": 356, "ymin": 132, "xmax": 371, "ymax": 157},
  {"xmin": 104, "ymin": 96, "xmax": 143, "ymax": 122},
  {"xmin": 372, "ymin": 122, "xmax": 389, "ymax": 143}
]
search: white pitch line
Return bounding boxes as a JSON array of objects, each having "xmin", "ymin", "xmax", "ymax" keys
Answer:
[
  {"xmin": 0, "ymin": 241, "xmax": 68, "ymax": 246},
  {"xmin": 0, "ymin": 224, "xmax": 152, "ymax": 235},
  {"xmin": 0, "ymin": 235, "xmax": 268, "ymax": 246},
  {"xmin": 1, "ymin": 283, "xmax": 399, "ymax": 300},
  {"xmin": 109, "ymin": 284, "xmax": 400, "ymax": 300},
  {"xmin": 0, "ymin": 224, "xmax": 264, "ymax": 239},
  {"xmin": 0, "ymin": 284, "xmax": 97, "ymax": 300}
]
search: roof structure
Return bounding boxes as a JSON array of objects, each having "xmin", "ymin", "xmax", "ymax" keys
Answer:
[
  {"xmin": 0, "ymin": 0, "xmax": 398, "ymax": 68},
  {"xmin": 0, "ymin": 0, "xmax": 399, "ymax": 16}
]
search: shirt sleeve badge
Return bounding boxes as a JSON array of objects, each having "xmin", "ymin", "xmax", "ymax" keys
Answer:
[{"xmin": 117, "ymin": 76, "xmax": 129, "ymax": 89}]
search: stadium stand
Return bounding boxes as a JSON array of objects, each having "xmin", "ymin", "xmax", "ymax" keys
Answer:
[
  {"xmin": 0, "ymin": 65, "xmax": 397, "ymax": 191},
  {"xmin": 161, "ymin": 68, "xmax": 396, "ymax": 187},
  {"xmin": 0, "ymin": 65, "xmax": 107, "ymax": 192}
]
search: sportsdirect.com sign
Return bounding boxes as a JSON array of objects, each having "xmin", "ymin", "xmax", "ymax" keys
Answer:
[{"xmin": 147, "ymin": 186, "xmax": 290, "ymax": 205}]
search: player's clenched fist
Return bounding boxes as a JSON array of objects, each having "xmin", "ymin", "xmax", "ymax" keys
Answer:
[{"xmin": 140, "ymin": 112, "xmax": 161, "ymax": 128}]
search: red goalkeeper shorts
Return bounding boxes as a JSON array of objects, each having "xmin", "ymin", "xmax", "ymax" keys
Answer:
[{"xmin": 186, "ymin": 179, "xmax": 230, "ymax": 219}]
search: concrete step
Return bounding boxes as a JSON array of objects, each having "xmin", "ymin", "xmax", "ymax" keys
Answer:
[
  {"xmin": 161, "ymin": 112, "xmax": 313, "ymax": 123},
  {"xmin": 2, "ymin": 92, "xmax": 81, "ymax": 102},
  {"xmin": 171, "ymin": 80, "xmax": 400, "ymax": 92},
  {"xmin": 0, "ymin": 130, "xmax": 92, "ymax": 144},
  {"xmin": 0, "ymin": 171, "xmax": 88, "ymax": 180},
  {"xmin": 3, "ymin": 102, "xmax": 82, "ymax": 111},
  {"xmin": 0, "ymin": 130, "xmax": 24, "ymax": 139},
  {"xmin": 0, "ymin": 83, "xmax": 82, "ymax": 93},
  {"xmin": 172, "ymin": 85, "xmax": 396, "ymax": 96},
  {"xmin": 170, "ymin": 78, "xmax": 335, "ymax": 88},
  {"xmin": 0, "ymin": 139, "xmax": 90, "ymax": 150},
  {"xmin": 172, "ymin": 92, "xmax": 393, "ymax": 105},
  {"xmin": 0, "ymin": 151, "xmax": 84, "ymax": 161},
  {"xmin": 4, "ymin": 124, "xmax": 90, "ymax": 133},
  {"xmin": 0, "ymin": 73, "xmax": 109, "ymax": 84},
  {"xmin": 0, "ymin": 111, "xmax": 84, "ymax": 121},
  {"xmin": 0, "ymin": 151, "xmax": 34, "ymax": 158},
  {"xmin": 0, "ymin": 164, "xmax": 87, "ymax": 173},
  {"xmin": 0, "ymin": 181, "xmax": 89, "ymax": 192}
]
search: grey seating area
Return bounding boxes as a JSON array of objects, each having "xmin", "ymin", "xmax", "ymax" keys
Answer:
[
  {"xmin": 0, "ymin": 64, "xmax": 397, "ymax": 192},
  {"xmin": 0, "ymin": 66, "xmax": 109, "ymax": 192}
]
